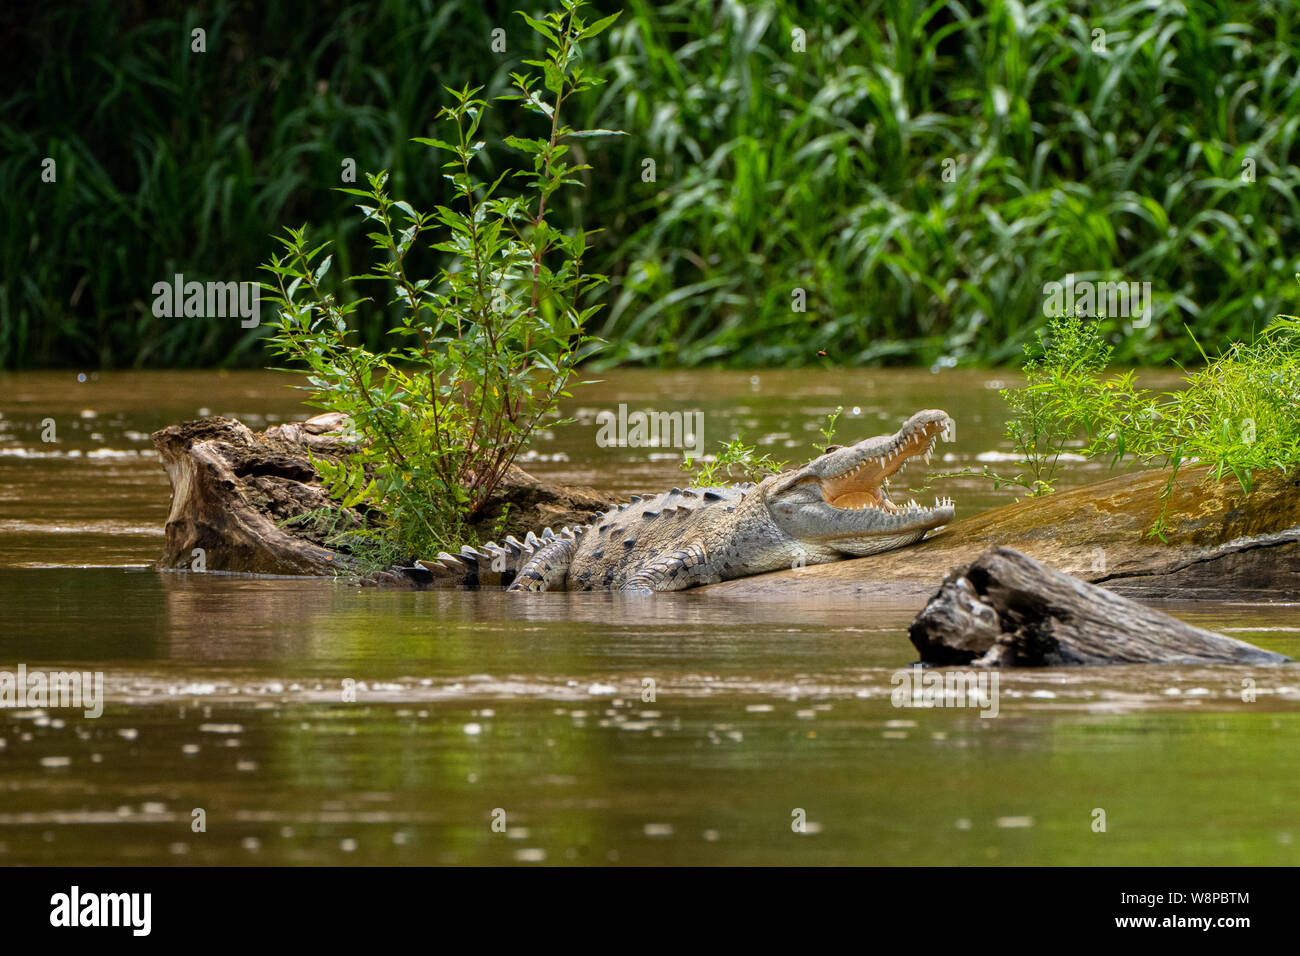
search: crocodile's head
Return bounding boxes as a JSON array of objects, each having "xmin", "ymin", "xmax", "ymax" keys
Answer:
[{"xmin": 762, "ymin": 409, "xmax": 955, "ymax": 556}]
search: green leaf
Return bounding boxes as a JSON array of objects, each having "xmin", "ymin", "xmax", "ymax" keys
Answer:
[
  {"xmin": 543, "ymin": 61, "xmax": 565, "ymax": 95},
  {"xmin": 583, "ymin": 12, "xmax": 621, "ymax": 38},
  {"xmin": 505, "ymin": 136, "xmax": 546, "ymax": 154},
  {"xmin": 411, "ymin": 137, "xmax": 457, "ymax": 152},
  {"xmin": 516, "ymin": 11, "xmax": 558, "ymax": 43},
  {"xmin": 342, "ymin": 477, "xmax": 375, "ymax": 509}
]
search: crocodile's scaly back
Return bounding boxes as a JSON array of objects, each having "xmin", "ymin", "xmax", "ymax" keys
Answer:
[
  {"xmin": 418, "ymin": 485, "xmax": 750, "ymax": 590},
  {"xmin": 522, "ymin": 485, "xmax": 755, "ymax": 591},
  {"xmin": 418, "ymin": 410, "xmax": 956, "ymax": 593}
]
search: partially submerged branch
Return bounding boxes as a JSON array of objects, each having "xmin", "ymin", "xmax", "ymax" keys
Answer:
[{"xmin": 909, "ymin": 546, "xmax": 1289, "ymax": 666}]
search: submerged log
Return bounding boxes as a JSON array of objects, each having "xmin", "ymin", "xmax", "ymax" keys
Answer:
[
  {"xmin": 909, "ymin": 546, "xmax": 1290, "ymax": 666},
  {"xmin": 150, "ymin": 414, "xmax": 613, "ymax": 576}
]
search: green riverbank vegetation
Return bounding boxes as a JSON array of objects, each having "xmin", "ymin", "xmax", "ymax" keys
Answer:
[
  {"xmin": 6, "ymin": 0, "xmax": 1299, "ymax": 369},
  {"xmin": 994, "ymin": 305, "xmax": 1300, "ymax": 537}
]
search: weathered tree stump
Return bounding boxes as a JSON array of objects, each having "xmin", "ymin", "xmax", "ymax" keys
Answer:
[
  {"xmin": 151, "ymin": 414, "xmax": 613, "ymax": 577},
  {"xmin": 909, "ymin": 546, "xmax": 1290, "ymax": 666},
  {"xmin": 152, "ymin": 414, "xmax": 366, "ymax": 574}
]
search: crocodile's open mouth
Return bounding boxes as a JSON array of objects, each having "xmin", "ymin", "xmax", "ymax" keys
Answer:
[{"xmin": 819, "ymin": 414, "xmax": 953, "ymax": 516}]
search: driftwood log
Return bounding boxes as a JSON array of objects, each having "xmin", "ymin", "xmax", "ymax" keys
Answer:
[
  {"xmin": 909, "ymin": 546, "xmax": 1289, "ymax": 666},
  {"xmin": 151, "ymin": 414, "xmax": 612, "ymax": 576}
]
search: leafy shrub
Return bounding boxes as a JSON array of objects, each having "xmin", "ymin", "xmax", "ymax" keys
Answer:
[
  {"xmin": 261, "ymin": 0, "xmax": 620, "ymax": 561},
  {"xmin": 995, "ymin": 290, "xmax": 1300, "ymax": 536}
]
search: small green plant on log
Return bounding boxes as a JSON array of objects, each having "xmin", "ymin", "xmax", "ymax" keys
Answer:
[
  {"xmin": 261, "ymin": 0, "xmax": 621, "ymax": 561},
  {"xmin": 683, "ymin": 436, "xmax": 791, "ymax": 486},
  {"xmin": 914, "ymin": 315, "xmax": 1115, "ymax": 499},
  {"xmin": 681, "ymin": 406, "xmax": 848, "ymax": 485},
  {"xmin": 969, "ymin": 299, "xmax": 1300, "ymax": 537}
]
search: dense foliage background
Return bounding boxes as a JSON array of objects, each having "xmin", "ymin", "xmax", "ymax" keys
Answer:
[{"xmin": 4, "ymin": 0, "xmax": 1298, "ymax": 369}]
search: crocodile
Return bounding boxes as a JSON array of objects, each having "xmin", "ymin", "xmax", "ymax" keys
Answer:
[{"xmin": 418, "ymin": 409, "xmax": 956, "ymax": 593}]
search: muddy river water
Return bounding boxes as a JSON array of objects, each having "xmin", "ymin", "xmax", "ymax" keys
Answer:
[{"xmin": 0, "ymin": 369, "xmax": 1297, "ymax": 864}]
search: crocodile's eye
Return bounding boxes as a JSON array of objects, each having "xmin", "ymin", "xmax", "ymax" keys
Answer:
[{"xmin": 768, "ymin": 470, "xmax": 817, "ymax": 496}]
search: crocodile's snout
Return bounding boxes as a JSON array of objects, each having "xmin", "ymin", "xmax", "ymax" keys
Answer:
[{"xmin": 814, "ymin": 409, "xmax": 954, "ymax": 518}]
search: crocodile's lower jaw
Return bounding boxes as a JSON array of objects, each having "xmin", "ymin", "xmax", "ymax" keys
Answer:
[{"xmin": 832, "ymin": 529, "xmax": 931, "ymax": 555}]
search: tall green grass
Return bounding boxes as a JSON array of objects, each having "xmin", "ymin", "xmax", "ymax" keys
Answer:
[
  {"xmin": 589, "ymin": 0, "xmax": 1300, "ymax": 366},
  {"xmin": 4, "ymin": 0, "xmax": 1299, "ymax": 369}
]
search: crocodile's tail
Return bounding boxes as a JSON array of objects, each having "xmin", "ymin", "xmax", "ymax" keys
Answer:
[{"xmin": 414, "ymin": 520, "xmax": 595, "ymax": 588}]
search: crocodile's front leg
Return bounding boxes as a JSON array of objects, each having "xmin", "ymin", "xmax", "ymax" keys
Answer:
[
  {"xmin": 507, "ymin": 535, "xmax": 577, "ymax": 592},
  {"xmin": 621, "ymin": 542, "xmax": 711, "ymax": 594}
]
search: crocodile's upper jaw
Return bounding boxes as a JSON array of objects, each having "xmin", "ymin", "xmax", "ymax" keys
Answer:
[{"xmin": 764, "ymin": 409, "xmax": 955, "ymax": 555}]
